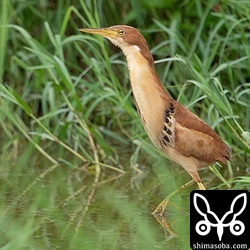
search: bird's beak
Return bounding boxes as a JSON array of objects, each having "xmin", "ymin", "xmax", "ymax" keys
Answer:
[{"xmin": 79, "ymin": 28, "xmax": 117, "ymax": 39}]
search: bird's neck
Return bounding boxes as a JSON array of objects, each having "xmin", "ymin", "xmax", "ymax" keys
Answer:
[
  {"xmin": 123, "ymin": 46, "xmax": 171, "ymax": 145},
  {"xmin": 123, "ymin": 46, "xmax": 169, "ymax": 100}
]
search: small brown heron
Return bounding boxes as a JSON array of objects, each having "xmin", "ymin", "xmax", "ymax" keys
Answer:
[{"xmin": 79, "ymin": 25, "xmax": 230, "ymax": 215}]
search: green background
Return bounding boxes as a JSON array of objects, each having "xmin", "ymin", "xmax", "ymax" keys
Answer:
[{"xmin": 0, "ymin": 0, "xmax": 249, "ymax": 249}]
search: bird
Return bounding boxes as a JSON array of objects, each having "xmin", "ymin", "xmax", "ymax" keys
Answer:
[{"xmin": 79, "ymin": 25, "xmax": 230, "ymax": 215}]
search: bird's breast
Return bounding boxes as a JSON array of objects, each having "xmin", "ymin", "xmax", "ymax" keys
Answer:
[{"xmin": 126, "ymin": 52, "xmax": 166, "ymax": 147}]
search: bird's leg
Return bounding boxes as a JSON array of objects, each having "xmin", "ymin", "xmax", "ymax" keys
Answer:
[
  {"xmin": 189, "ymin": 170, "xmax": 206, "ymax": 190},
  {"xmin": 152, "ymin": 179, "xmax": 195, "ymax": 216},
  {"xmin": 152, "ymin": 179, "xmax": 206, "ymax": 234},
  {"xmin": 197, "ymin": 181, "xmax": 206, "ymax": 190},
  {"xmin": 153, "ymin": 177, "xmax": 206, "ymax": 216}
]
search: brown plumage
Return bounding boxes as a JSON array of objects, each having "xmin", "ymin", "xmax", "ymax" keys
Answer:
[{"xmin": 79, "ymin": 25, "xmax": 230, "ymax": 190}]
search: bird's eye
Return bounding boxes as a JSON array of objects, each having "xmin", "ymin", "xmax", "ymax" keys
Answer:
[{"xmin": 118, "ymin": 29, "xmax": 124, "ymax": 36}]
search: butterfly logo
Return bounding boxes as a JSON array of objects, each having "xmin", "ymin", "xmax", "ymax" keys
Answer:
[{"xmin": 193, "ymin": 193, "xmax": 247, "ymax": 241}]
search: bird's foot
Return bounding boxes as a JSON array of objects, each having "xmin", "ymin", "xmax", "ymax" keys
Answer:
[
  {"xmin": 152, "ymin": 197, "xmax": 170, "ymax": 216},
  {"xmin": 152, "ymin": 179, "xmax": 195, "ymax": 216}
]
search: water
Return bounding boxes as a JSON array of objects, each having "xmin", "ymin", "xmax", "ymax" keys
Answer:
[{"xmin": 0, "ymin": 151, "xmax": 227, "ymax": 249}]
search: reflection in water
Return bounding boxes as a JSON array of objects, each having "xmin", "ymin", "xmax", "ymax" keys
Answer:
[
  {"xmin": 1, "ymin": 156, "xmax": 194, "ymax": 249},
  {"xmin": 153, "ymin": 212, "xmax": 177, "ymax": 237}
]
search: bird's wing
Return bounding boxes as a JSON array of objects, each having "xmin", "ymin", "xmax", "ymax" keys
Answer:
[{"xmin": 173, "ymin": 101, "xmax": 230, "ymax": 164}]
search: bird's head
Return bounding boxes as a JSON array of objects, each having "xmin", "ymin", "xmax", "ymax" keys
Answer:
[{"xmin": 79, "ymin": 25, "xmax": 154, "ymax": 65}]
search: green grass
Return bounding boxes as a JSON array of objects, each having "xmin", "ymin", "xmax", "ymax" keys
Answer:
[{"xmin": 0, "ymin": 0, "xmax": 250, "ymax": 249}]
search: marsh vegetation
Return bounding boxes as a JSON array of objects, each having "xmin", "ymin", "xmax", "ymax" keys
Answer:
[{"xmin": 0, "ymin": 0, "xmax": 249, "ymax": 249}]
